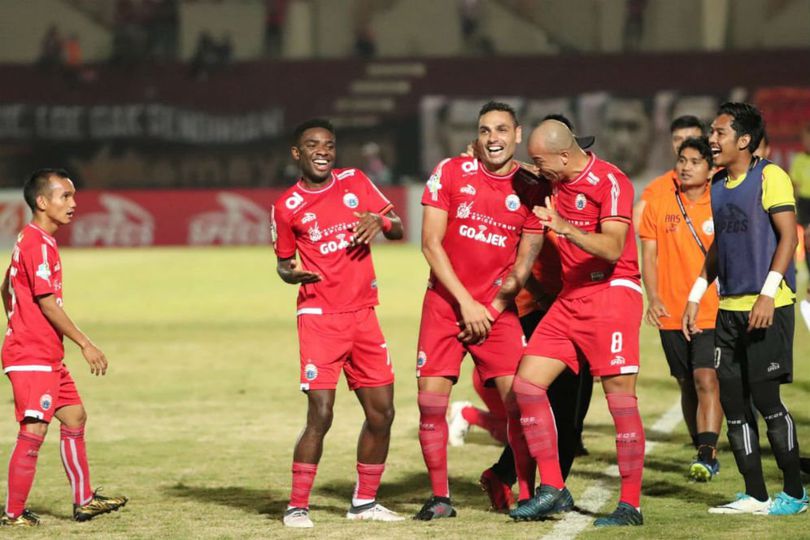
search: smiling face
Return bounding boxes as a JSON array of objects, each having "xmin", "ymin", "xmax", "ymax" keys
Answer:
[
  {"xmin": 708, "ymin": 113, "xmax": 751, "ymax": 168},
  {"xmin": 675, "ymin": 146, "xmax": 711, "ymax": 189},
  {"xmin": 38, "ymin": 176, "xmax": 77, "ymax": 226},
  {"xmin": 477, "ymin": 110, "xmax": 521, "ymax": 174},
  {"xmin": 292, "ymin": 127, "xmax": 336, "ymax": 183}
]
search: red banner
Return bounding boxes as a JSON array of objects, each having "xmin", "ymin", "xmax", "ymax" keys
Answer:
[{"xmin": 53, "ymin": 187, "xmax": 408, "ymax": 247}]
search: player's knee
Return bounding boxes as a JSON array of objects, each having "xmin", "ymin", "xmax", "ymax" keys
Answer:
[
  {"xmin": 21, "ymin": 419, "xmax": 48, "ymax": 437},
  {"xmin": 693, "ymin": 371, "xmax": 718, "ymax": 395},
  {"xmin": 308, "ymin": 402, "xmax": 334, "ymax": 432},
  {"xmin": 368, "ymin": 405, "xmax": 395, "ymax": 432}
]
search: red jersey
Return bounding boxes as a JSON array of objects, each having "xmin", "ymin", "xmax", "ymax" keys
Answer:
[
  {"xmin": 421, "ymin": 157, "xmax": 546, "ymax": 305},
  {"xmin": 2, "ymin": 223, "xmax": 65, "ymax": 370},
  {"xmin": 271, "ymin": 168, "xmax": 393, "ymax": 315},
  {"xmin": 552, "ymin": 153, "xmax": 640, "ymax": 299}
]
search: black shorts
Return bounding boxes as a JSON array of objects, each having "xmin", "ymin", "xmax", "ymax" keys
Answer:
[
  {"xmin": 714, "ymin": 306, "xmax": 794, "ymax": 384},
  {"xmin": 659, "ymin": 329, "xmax": 716, "ymax": 380}
]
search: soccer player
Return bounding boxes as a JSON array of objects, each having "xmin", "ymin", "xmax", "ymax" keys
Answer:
[
  {"xmin": 684, "ymin": 103, "xmax": 807, "ymax": 515},
  {"xmin": 640, "ymin": 137, "xmax": 722, "ymax": 480},
  {"xmin": 632, "ymin": 115, "xmax": 706, "ymax": 228},
  {"xmin": 272, "ymin": 119, "xmax": 404, "ymax": 528},
  {"xmin": 510, "ymin": 120, "xmax": 645, "ymax": 527},
  {"xmin": 414, "ymin": 101, "xmax": 547, "ymax": 520},
  {"xmin": 0, "ymin": 169, "xmax": 128, "ymax": 527}
]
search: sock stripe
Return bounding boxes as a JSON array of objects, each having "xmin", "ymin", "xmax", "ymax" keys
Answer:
[{"xmin": 60, "ymin": 440, "xmax": 78, "ymax": 504}]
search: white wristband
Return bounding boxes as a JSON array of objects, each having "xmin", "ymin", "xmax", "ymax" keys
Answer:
[
  {"xmin": 688, "ymin": 277, "xmax": 708, "ymax": 303},
  {"xmin": 760, "ymin": 271, "xmax": 783, "ymax": 298}
]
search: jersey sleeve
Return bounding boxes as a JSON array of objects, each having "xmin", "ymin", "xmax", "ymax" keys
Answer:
[
  {"xmin": 20, "ymin": 241, "xmax": 58, "ymax": 297},
  {"xmin": 599, "ymin": 171, "xmax": 634, "ymax": 224},
  {"xmin": 271, "ymin": 203, "xmax": 296, "ymax": 259},
  {"xmin": 637, "ymin": 196, "xmax": 658, "ymax": 240},
  {"xmin": 421, "ymin": 158, "xmax": 453, "ymax": 211},
  {"xmin": 761, "ymin": 164, "xmax": 796, "ymax": 213},
  {"xmin": 358, "ymin": 171, "xmax": 393, "ymax": 215}
]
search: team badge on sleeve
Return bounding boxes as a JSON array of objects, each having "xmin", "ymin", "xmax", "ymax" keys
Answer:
[
  {"xmin": 343, "ymin": 193, "xmax": 359, "ymax": 209},
  {"xmin": 427, "ymin": 172, "xmax": 443, "ymax": 201},
  {"xmin": 40, "ymin": 393, "xmax": 53, "ymax": 411},
  {"xmin": 505, "ymin": 194, "xmax": 520, "ymax": 212}
]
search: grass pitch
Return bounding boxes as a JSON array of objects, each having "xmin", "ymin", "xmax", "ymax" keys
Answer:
[{"xmin": 0, "ymin": 244, "xmax": 808, "ymax": 539}]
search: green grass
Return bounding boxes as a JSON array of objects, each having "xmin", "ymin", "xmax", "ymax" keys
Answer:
[{"xmin": 0, "ymin": 244, "xmax": 808, "ymax": 539}]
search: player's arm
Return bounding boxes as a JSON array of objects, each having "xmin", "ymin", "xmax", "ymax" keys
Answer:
[
  {"xmin": 276, "ymin": 257, "xmax": 322, "ymax": 285},
  {"xmin": 492, "ymin": 232, "xmax": 544, "ymax": 313},
  {"xmin": 640, "ymin": 238, "xmax": 669, "ymax": 328},
  {"xmin": 421, "ymin": 205, "xmax": 491, "ymax": 343},
  {"xmin": 350, "ymin": 209, "xmax": 403, "ymax": 245},
  {"xmin": 682, "ymin": 240, "xmax": 718, "ymax": 339},
  {"xmin": 37, "ymin": 294, "xmax": 107, "ymax": 376},
  {"xmin": 748, "ymin": 209, "xmax": 797, "ymax": 331},
  {"xmin": 1, "ymin": 270, "xmax": 10, "ymax": 318},
  {"xmin": 534, "ymin": 196, "xmax": 628, "ymax": 263}
]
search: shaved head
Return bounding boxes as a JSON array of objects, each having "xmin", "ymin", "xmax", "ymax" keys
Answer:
[
  {"xmin": 529, "ymin": 120, "xmax": 578, "ymax": 153},
  {"xmin": 528, "ymin": 119, "xmax": 588, "ymax": 183}
]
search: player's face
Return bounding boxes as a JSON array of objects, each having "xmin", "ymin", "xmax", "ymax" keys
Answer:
[
  {"xmin": 39, "ymin": 177, "xmax": 76, "ymax": 225},
  {"xmin": 670, "ymin": 127, "xmax": 703, "ymax": 156},
  {"xmin": 675, "ymin": 147, "xmax": 710, "ymax": 189},
  {"xmin": 477, "ymin": 110, "xmax": 521, "ymax": 173},
  {"xmin": 528, "ymin": 140, "xmax": 566, "ymax": 183},
  {"xmin": 292, "ymin": 127, "xmax": 336, "ymax": 183},
  {"xmin": 709, "ymin": 114, "xmax": 749, "ymax": 167}
]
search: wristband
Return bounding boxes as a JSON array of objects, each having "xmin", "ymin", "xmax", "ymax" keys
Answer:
[
  {"xmin": 486, "ymin": 303, "xmax": 502, "ymax": 320},
  {"xmin": 687, "ymin": 277, "xmax": 708, "ymax": 303},
  {"xmin": 760, "ymin": 271, "xmax": 783, "ymax": 298},
  {"xmin": 380, "ymin": 215, "xmax": 393, "ymax": 233}
]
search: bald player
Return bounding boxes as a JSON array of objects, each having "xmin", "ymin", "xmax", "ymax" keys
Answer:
[{"xmin": 510, "ymin": 121, "xmax": 645, "ymax": 527}]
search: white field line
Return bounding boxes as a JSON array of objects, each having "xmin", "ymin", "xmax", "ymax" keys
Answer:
[{"xmin": 540, "ymin": 400, "xmax": 683, "ymax": 540}]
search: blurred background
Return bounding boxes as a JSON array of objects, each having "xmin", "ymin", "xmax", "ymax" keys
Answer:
[{"xmin": 0, "ymin": 0, "xmax": 809, "ymax": 246}]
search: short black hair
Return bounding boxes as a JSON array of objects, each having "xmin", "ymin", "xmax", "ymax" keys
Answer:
[
  {"xmin": 542, "ymin": 113, "xmax": 574, "ymax": 131},
  {"xmin": 23, "ymin": 168, "xmax": 70, "ymax": 212},
  {"xmin": 292, "ymin": 118, "xmax": 335, "ymax": 146},
  {"xmin": 670, "ymin": 115, "xmax": 705, "ymax": 135},
  {"xmin": 717, "ymin": 102, "xmax": 764, "ymax": 153},
  {"xmin": 478, "ymin": 101, "xmax": 519, "ymax": 126},
  {"xmin": 677, "ymin": 136, "xmax": 714, "ymax": 169}
]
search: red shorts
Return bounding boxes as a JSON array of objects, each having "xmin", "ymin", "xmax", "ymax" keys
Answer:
[
  {"xmin": 525, "ymin": 283, "xmax": 642, "ymax": 377},
  {"xmin": 298, "ymin": 307, "xmax": 394, "ymax": 392},
  {"xmin": 416, "ymin": 290, "xmax": 524, "ymax": 383},
  {"xmin": 6, "ymin": 363, "xmax": 82, "ymax": 423}
]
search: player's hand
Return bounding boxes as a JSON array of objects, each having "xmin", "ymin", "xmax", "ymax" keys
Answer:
[
  {"xmin": 456, "ymin": 299, "xmax": 492, "ymax": 345},
  {"xmin": 349, "ymin": 212, "xmax": 383, "ymax": 246},
  {"xmin": 461, "ymin": 139, "xmax": 482, "ymax": 159},
  {"xmin": 533, "ymin": 197, "xmax": 567, "ymax": 234},
  {"xmin": 681, "ymin": 301, "xmax": 701, "ymax": 341},
  {"xmin": 286, "ymin": 260, "xmax": 322, "ymax": 284},
  {"xmin": 644, "ymin": 297, "xmax": 670, "ymax": 328},
  {"xmin": 747, "ymin": 295, "xmax": 775, "ymax": 332},
  {"xmin": 81, "ymin": 342, "xmax": 107, "ymax": 376}
]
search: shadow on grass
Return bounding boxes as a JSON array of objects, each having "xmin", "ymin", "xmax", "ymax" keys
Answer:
[{"xmin": 165, "ymin": 483, "xmax": 298, "ymax": 517}]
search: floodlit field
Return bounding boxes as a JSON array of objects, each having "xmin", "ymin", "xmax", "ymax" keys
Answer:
[{"xmin": 0, "ymin": 244, "xmax": 808, "ymax": 539}]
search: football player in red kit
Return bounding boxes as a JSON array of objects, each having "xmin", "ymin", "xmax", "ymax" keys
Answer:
[
  {"xmin": 1, "ymin": 169, "xmax": 128, "ymax": 527},
  {"xmin": 272, "ymin": 119, "xmax": 404, "ymax": 528}
]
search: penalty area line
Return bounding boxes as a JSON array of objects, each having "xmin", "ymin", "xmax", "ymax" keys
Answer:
[{"xmin": 540, "ymin": 400, "xmax": 683, "ymax": 540}]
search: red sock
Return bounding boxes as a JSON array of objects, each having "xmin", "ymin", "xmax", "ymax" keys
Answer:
[
  {"xmin": 513, "ymin": 376, "xmax": 564, "ymax": 489},
  {"xmin": 354, "ymin": 462, "xmax": 384, "ymax": 503},
  {"xmin": 60, "ymin": 425, "xmax": 93, "ymax": 506},
  {"xmin": 461, "ymin": 406, "xmax": 508, "ymax": 445},
  {"xmin": 5, "ymin": 431, "xmax": 44, "ymax": 518},
  {"xmin": 606, "ymin": 393, "xmax": 645, "ymax": 508},
  {"xmin": 505, "ymin": 392, "xmax": 536, "ymax": 500},
  {"xmin": 418, "ymin": 391, "xmax": 449, "ymax": 497},
  {"xmin": 289, "ymin": 462, "xmax": 318, "ymax": 509}
]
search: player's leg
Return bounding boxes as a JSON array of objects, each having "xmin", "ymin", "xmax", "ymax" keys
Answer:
[
  {"xmin": 659, "ymin": 330, "xmax": 698, "ymax": 447},
  {"xmin": 689, "ymin": 330, "xmax": 722, "ymax": 481},
  {"xmin": 547, "ymin": 367, "xmax": 580, "ymax": 480},
  {"xmin": 451, "ymin": 369, "xmax": 507, "ymax": 446},
  {"xmin": 492, "ymin": 374, "xmax": 536, "ymax": 506},
  {"xmin": 573, "ymin": 367, "xmax": 593, "ymax": 456}
]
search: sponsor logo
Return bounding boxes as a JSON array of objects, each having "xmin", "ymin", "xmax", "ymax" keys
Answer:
[
  {"xmin": 702, "ymin": 219, "xmax": 714, "ymax": 235},
  {"xmin": 461, "ymin": 160, "xmax": 478, "ymax": 174},
  {"xmin": 456, "ymin": 201, "xmax": 474, "ymax": 219},
  {"xmin": 189, "ymin": 193, "xmax": 270, "ymax": 245},
  {"xmin": 589, "ymin": 271, "xmax": 605, "ymax": 282},
  {"xmin": 714, "ymin": 347, "xmax": 721, "ymax": 369},
  {"xmin": 417, "ymin": 350, "xmax": 427, "ymax": 368},
  {"xmin": 617, "ymin": 432, "xmax": 637, "ymax": 439},
  {"xmin": 40, "ymin": 393, "xmax": 52, "ymax": 411},
  {"xmin": 715, "ymin": 203, "xmax": 748, "ymax": 234},
  {"xmin": 505, "ymin": 194, "xmax": 520, "ymax": 212},
  {"xmin": 71, "ymin": 194, "xmax": 154, "ymax": 247},
  {"xmin": 460, "ymin": 184, "xmax": 476, "ymax": 196},
  {"xmin": 285, "ymin": 192, "xmax": 304, "ymax": 210},
  {"xmin": 304, "ymin": 362, "xmax": 318, "ymax": 381},
  {"xmin": 301, "ymin": 212, "xmax": 317, "ymax": 224},
  {"xmin": 767, "ymin": 362, "xmax": 780, "ymax": 373},
  {"xmin": 610, "ymin": 356, "xmax": 626, "ymax": 366},
  {"xmin": 520, "ymin": 417, "xmax": 536, "ymax": 426},
  {"xmin": 427, "ymin": 171, "xmax": 443, "ymax": 201},
  {"xmin": 343, "ymin": 192, "xmax": 359, "ymax": 209},
  {"xmin": 587, "ymin": 172, "xmax": 600, "ymax": 185},
  {"xmin": 318, "ymin": 233, "xmax": 351, "ymax": 255},
  {"xmin": 308, "ymin": 224, "xmax": 322, "ymax": 242},
  {"xmin": 458, "ymin": 224, "xmax": 507, "ymax": 247},
  {"xmin": 36, "ymin": 262, "xmax": 51, "ymax": 281},
  {"xmin": 336, "ymin": 169, "xmax": 356, "ymax": 180},
  {"xmin": 575, "ymin": 193, "xmax": 587, "ymax": 211}
]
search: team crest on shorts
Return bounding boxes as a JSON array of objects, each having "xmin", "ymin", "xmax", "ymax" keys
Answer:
[
  {"xmin": 40, "ymin": 393, "xmax": 53, "ymax": 411},
  {"xmin": 304, "ymin": 362, "xmax": 318, "ymax": 381},
  {"xmin": 343, "ymin": 193, "xmax": 359, "ymax": 209},
  {"xmin": 575, "ymin": 193, "xmax": 587, "ymax": 211},
  {"xmin": 702, "ymin": 219, "xmax": 714, "ymax": 235},
  {"xmin": 417, "ymin": 350, "xmax": 427, "ymax": 368},
  {"xmin": 505, "ymin": 194, "xmax": 520, "ymax": 212}
]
